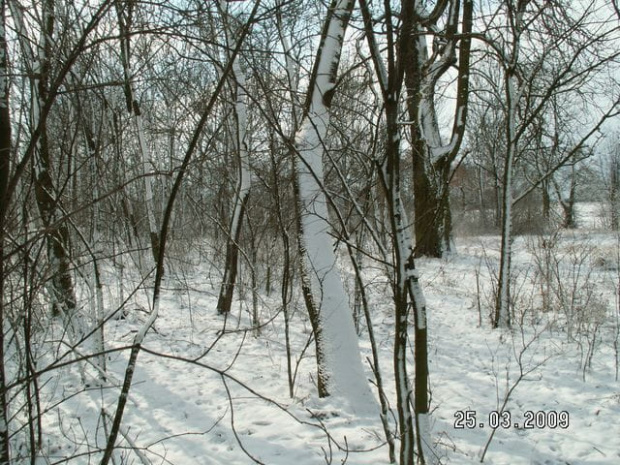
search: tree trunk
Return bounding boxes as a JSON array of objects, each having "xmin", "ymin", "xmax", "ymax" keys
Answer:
[
  {"xmin": 611, "ymin": 157, "xmax": 619, "ymax": 231},
  {"xmin": 293, "ymin": 0, "xmax": 376, "ymax": 413},
  {"xmin": 28, "ymin": 0, "xmax": 77, "ymax": 319},
  {"xmin": 411, "ymin": 138, "xmax": 446, "ymax": 258},
  {"xmin": 384, "ymin": 92, "xmax": 417, "ymax": 465},
  {"xmin": 494, "ymin": 1, "xmax": 527, "ymax": 329},
  {"xmin": 406, "ymin": 37, "xmax": 448, "ymax": 258},
  {"xmin": 494, "ymin": 68, "xmax": 519, "ymax": 329},
  {"xmin": 293, "ymin": 168, "xmax": 329, "ymax": 397},
  {"xmin": 0, "ymin": 2, "xmax": 12, "ymax": 461},
  {"xmin": 217, "ymin": 5, "xmax": 251, "ymax": 314},
  {"xmin": 542, "ymin": 179, "xmax": 551, "ymax": 220},
  {"xmin": 115, "ymin": 0, "xmax": 160, "ymax": 264},
  {"xmin": 217, "ymin": 193, "xmax": 249, "ymax": 314},
  {"xmin": 403, "ymin": 0, "xmax": 472, "ymax": 259},
  {"xmin": 559, "ymin": 166, "xmax": 577, "ymax": 229},
  {"xmin": 494, "ymin": 149, "xmax": 514, "ymax": 328},
  {"xmin": 386, "ymin": 95, "xmax": 435, "ymax": 464}
]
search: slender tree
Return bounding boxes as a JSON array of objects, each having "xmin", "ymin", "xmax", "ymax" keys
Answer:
[
  {"xmin": 0, "ymin": 2, "xmax": 11, "ymax": 461},
  {"xmin": 115, "ymin": 0, "xmax": 160, "ymax": 264},
  {"xmin": 216, "ymin": 1, "xmax": 252, "ymax": 315},
  {"xmin": 10, "ymin": 0, "xmax": 79, "ymax": 320},
  {"xmin": 489, "ymin": 0, "xmax": 620, "ymax": 327},
  {"xmin": 359, "ymin": 0, "xmax": 472, "ymax": 461}
]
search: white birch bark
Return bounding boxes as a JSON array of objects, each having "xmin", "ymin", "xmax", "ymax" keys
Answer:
[
  {"xmin": 88, "ymin": 136, "xmax": 107, "ymax": 378},
  {"xmin": 0, "ymin": 2, "xmax": 11, "ymax": 462},
  {"xmin": 135, "ymin": 110, "xmax": 159, "ymax": 260},
  {"xmin": 115, "ymin": 1, "xmax": 160, "ymax": 265},
  {"xmin": 495, "ymin": 3, "xmax": 526, "ymax": 329},
  {"xmin": 215, "ymin": 1, "xmax": 252, "ymax": 315},
  {"xmin": 495, "ymin": 72, "xmax": 518, "ymax": 328},
  {"xmin": 11, "ymin": 0, "xmax": 78, "ymax": 322},
  {"xmin": 295, "ymin": 0, "xmax": 376, "ymax": 414},
  {"xmin": 230, "ymin": 57, "xmax": 250, "ymax": 216}
]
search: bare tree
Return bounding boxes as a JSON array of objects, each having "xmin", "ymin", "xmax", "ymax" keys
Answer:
[
  {"xmin": 292, "ymin": 0, "xmax": 377, "ymax": 412},
  {"xmin": 402, "ymin": 0, "xmax": 473, "ymax": 258},
  {"xmin": 360, "ymin": 0, "xmax": 473, "ymax": 462},
  {"xmin": 0, "ymin": 2, "xmax": 11, "ymax": 461},
  {"xmin": 479, "ymin": 0, "xmax": 620, "ymax": 328},
  {"xmin": 10, "ymin": 0, "xmax": 78, "ymax": 320},
  {"xmin": 216, "ymin": 1, "xmax": 252, "ymax": 315},
  {"xmin": 115, "ymin": 0, "xmax": 161, "ymax": 264}
]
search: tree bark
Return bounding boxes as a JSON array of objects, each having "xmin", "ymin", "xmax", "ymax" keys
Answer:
[
  {"xmin": 403, "ymin": 0, "xmax": 472, "ymax": 259},
  {"xmin": 0, "ymin": 2, "xmax": 12, "ymax": 461},
  {"xmin": 26, "ymin": 0, "xmax": 77, "ymax": 318},
  {"xmin": 611, "ymin": 156, "xmax": 619, "ymax": 231},
  {"xmin": 494, "ymin": 1, "xmax": 526, "ymax": 329},
  {"xmin": 115, "ymin": 0, "xmax": 160, "ymax": 264}
]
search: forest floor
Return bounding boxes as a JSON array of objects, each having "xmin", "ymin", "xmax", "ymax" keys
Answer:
[{"xmin": 34, "ymin": 203, "xmax": 620, "ymax": 464}]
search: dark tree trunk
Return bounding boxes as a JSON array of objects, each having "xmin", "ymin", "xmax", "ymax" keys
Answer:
[
  {"xmin": 405, "ymin": 37, "xmax": 447, "ymax": 259},
  {"xmin": 216, "ymin": 192, "xmax": 249, "ymax": 315},
  {"xmin": 542, "ymin": 179, "xmax": 551, "ymax": 220},
  {"xmin": 411, "ymin": 139, "xmax": 446, "ymax": 258},
  {"xmin": 402, "ymin": 0, "xmax": 472, "ymax": 259},
  {"xmin": 611, "ymin": 157, "xmax": 619, "ymax": 231},
  {"xmin": 558, "ymin": 167, "xmax": 577, "ymax": 229},
  {"xmin": 0, "ymin": 2, "xmax": 12, "ymax": 461},
  {"xmin": 32, "ymin": 0, "xmax": 77, "ymax": 318},
  {"xmin": 34, "ymin": 133, "xmax": 77, "ymax": 316},
  {"xmin": 385, "ymin": 93, "xmax": 416, "ymax": 465}
]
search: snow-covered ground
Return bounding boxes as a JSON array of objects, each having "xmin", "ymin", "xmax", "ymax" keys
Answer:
[{"xmin": 32, "ymin": 208, "xmax": 620, "ymax": 464}]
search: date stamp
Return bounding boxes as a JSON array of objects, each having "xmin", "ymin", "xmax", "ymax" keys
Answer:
[{"xmin": 454, "ymin": 410, "xmax": 569, "ymax": 429}]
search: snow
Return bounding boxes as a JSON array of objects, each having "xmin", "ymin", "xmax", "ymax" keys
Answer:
[{"xmin": 19, "ymin": 209, "xmax": 620, "ymax": 464}]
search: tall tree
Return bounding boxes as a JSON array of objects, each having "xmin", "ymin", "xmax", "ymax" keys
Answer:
[
  {"xmin": 293, "ymin": 0, "xmax": 377, "ymax": 412},
  {"xmin": 361, "ymin": 1, "xmax": 472, "ymax": 461},
  {"xmin": 488, "ymin": 0, "xmax": 620, "ymax": 328},
  {"xmin": 216, "ymin": 1, "xmax": 252, "ymax": 315},
  {"xmin": 0, "ymin": 2, "xmax": 11, "ymax": 461},
  {"xmin": 11, "ymin": 0, "xmax": 78, "ymax": 319},
  {"xmin": 115, "ymin": 0, "xmax": 160, "ymax": 264}
]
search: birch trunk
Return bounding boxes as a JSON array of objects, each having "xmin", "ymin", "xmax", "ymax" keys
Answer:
[
  {"xmin": 294, "ymin": 0, "xmax": 376, "ymax": 413},
  {"xmin": 115, "ymin": 0, "xmax": 160, "ymax": 264},
  {"xmin": 14, "ymin": 0, "xmax": 78, "ymax": 319},
  {"xmin": 494, "ymin": 72, "xmax": 519, "ymax": 329},
  {"xmin": 83, "ymin": 121, "xmax": 107, "ymax": 378},
  {"xmin": 611, "ymin": 156, "xmax": 619, "ymax": 231},
  {"xmin": 494, "ymin": 1, "xmax": 526, "ymax": 329},
  {"xmin": 216, "ymin": 3, "xmax": 251, "ymax": 315}
]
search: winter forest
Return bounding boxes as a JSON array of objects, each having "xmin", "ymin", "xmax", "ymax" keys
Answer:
[{"xmin": 0, "ymin": 0, "xmax": 620, "ymax": 463}]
